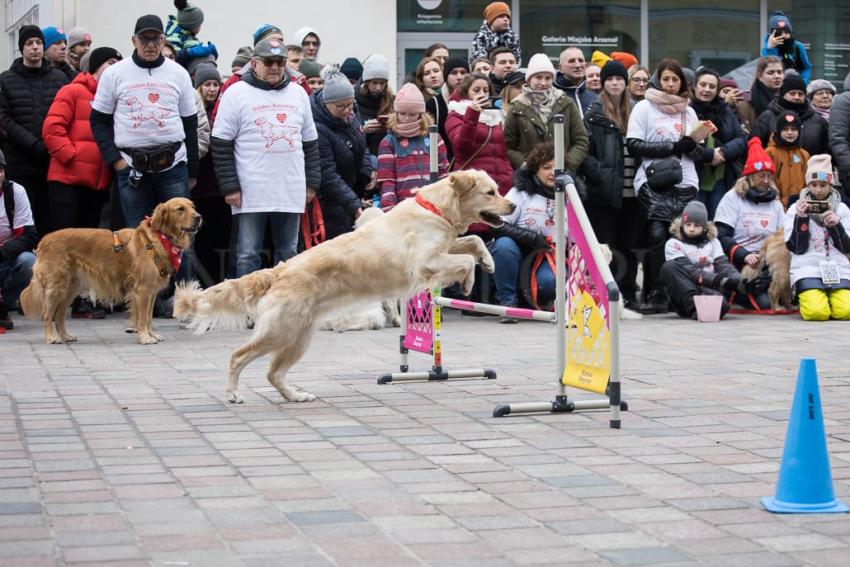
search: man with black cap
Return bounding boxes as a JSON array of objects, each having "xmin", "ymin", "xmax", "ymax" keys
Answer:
[
  {"xmin": 90, "ymin": 14, "xmax": 199, "ymax": 307},
  {"xmin": 211, "ymin": 37, "xmax": 321, "ymax": 277},
  {"xmin": 751, "ymin": 72, "xmax": 829, "ymax": 156},
  {"xmin": 0, "ymin": 25, "xmax": 69, "ymax": 237}
]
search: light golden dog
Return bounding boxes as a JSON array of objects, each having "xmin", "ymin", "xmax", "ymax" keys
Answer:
[
  {"xmin": 174, "ymin": 170, "xmax": 514, "ymax": 404},
  {"xmin": 20, "ymin": 197, "xmax": 201, "ymax": 344},
  {"xmin": 740, "ymin": 229, "xmax": 792, "ymax": 310}
]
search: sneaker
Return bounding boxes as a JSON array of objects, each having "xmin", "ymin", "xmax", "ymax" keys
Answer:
[
  {"xmin": 637, "ymin": 291, "xmax": 668, "ymax": 314},
  {"xmin": 71, "ymin": 298, "xmax": 107, "ymax": 319},
  {"xmin": 0, "ymin": 304, "xmax": 13, "ymax": 331}
]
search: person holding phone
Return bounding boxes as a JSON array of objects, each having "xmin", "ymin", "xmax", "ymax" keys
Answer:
[
  {"xmin": 785, "ymin": 154, "xmax": 850, "ymax": 320},
  {"xmin": 761, "ymin": 11, "xmax": 811, "ymax": 84},
  {"xmin": 356, "ymin": 55, "xmax": 394, "ymax": 157}
]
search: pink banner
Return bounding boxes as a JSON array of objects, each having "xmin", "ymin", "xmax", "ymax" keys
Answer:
[
  {"xmin": 403, "ymin": 290, "xmax": 434, "ymax": 354},
  {"xmin": 567, "ymin": 203, "xmax": 609, "ymax": 322}
]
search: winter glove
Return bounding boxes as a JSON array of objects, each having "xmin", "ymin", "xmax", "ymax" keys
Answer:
[
  {"xmin": 718, "ymin": 276, "xmax": 741, "ymax": 292},
  {"xmin": 207, "ymin": 42, "xmax": 218, "ymax": 60},
  {"xmin": 743, "ymin": 269, "xmax": 770, "ymax": 294},
  {"xmin": 673, "ymin": 136, "xmax": 697, "ymax": 155},
  {"xmin": 186, "ymin": 44, "xmax": 212, "ymax": 59},
  {"xmin": 533, "ymin": 233, "xmax": 550, "ymax": 250}
]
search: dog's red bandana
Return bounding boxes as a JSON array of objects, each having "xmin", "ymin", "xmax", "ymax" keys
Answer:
[
  {"xmin": 144, "ymin": 217, "xmax": 183, "ymax": 272},
  {"xmin": 415, "ymin": 193, "xmax": 445, "ymax": 220}
]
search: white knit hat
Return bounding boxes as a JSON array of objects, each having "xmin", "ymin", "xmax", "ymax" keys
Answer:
[
  {"xmin": 362, "ymin": 54, "xmax": 389, "ymax": 82},
  {"xmin": 806, "ymin": 154, "xmax": 834, "ymax": 184},
  {"xmin": 525, "ymin": 53, "xmax": 556, "ymax": 81}
]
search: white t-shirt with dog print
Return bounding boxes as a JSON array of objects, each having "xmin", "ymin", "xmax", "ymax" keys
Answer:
[
  {"xmin": 501, "ymin": 189, "xmax": 567, "ymax": 240},
  {"xmin": 212, "ymin": 80, "xmax": 318, "ymax": 214},
  {"xmin": 665, "ymin": 237, "xmax": 724, "ymax": 274},
  {"xmin": 0, "ymin": 182, "xmax": 32, "ymax": 247},
  {"xmin": 91, "ymin": 58, "xmax": 197, "ymax": 170},
  {"xmin": 714, "ymin": 192, "xmax": 785, "ymax": 251},
  {"xmin": 783, "ymin": 205, "xmax": 850, "ymax": 287}
]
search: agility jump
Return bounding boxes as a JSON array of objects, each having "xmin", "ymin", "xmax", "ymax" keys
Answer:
[{"xmin": 377, "ymin": 117, "xmax": 627, "ymax": 429}]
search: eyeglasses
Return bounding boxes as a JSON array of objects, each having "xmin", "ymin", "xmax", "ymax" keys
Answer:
[
  {"xmin": 330, "ymin": 102, "xmax": 354, "ymax": 112},
  {"xmin": 630, "ymin": 77, "xmax": 649, "ymax": 84},
  {"xmin": 135, "ymin": 35, "xmax": 164, "ymax": 46},
  {"xmin": 259, "ymin": 58, "xmax": 287, "ymax": 68}
]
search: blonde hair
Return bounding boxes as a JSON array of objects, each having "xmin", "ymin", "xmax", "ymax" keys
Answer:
[{"xmin": 387, "ymin": 111, "xmax": 434, "ymax": 137}]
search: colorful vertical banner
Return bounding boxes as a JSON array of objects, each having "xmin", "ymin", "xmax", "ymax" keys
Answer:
[{"xmin": 403, "ymin": 289, "xmax": 434, "ymax": 355}]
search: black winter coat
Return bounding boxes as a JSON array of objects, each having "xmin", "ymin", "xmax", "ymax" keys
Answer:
[
  {"xmin": 581, "ymin": 100, "xmax": 625, "ymax": 209},
  {"xmin": 311, "ymin": 92, "xmax": 373, "ymax": 239},
  {"xmin": 626, "ymin": 137, "xmax": 701, "ymax": 223},
  {"xmin": 751, "ymin": 98, "xmax": 829, "ymax": 157},
  {"xmin": 426, "ymin": 92, "xmax": 451, "ymax": 161},
  {"xmin": 355, "ymin": 91, "xmax": 392, "ymax": 157},
  {"xmin": 829, "ymin": 91, "xmax": 850, "ymax": 190},
  {"xmin": 690, "ymin": 98, "xmax": 747, "ymax": 190},
  {"xmin": 0, "ymin": 59, "xmax": 68, "ymax": 177}
]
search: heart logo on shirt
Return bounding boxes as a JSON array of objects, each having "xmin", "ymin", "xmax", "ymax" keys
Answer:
[
  {"xmin": 148, "ymin": 93, "xmax": 160, "ymax": 104},
  {"xmin": 760, "ymin": 219, "xmax": 769, "ymax": 228},
  {"xmin": 673, "ymin": 123, "xmax": 683, "ymax": 134},
  {"xmin": 275, "ymin": 113, "xmax": 287, "ymax": 123}
]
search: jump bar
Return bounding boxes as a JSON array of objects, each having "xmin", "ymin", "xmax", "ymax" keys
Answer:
[
  {"xmin": 434, "ymin": 297, "xmax": 557, "ymax": 322},
  {"xmin": 378, "ymin": 368, "xmax": 497, "ymax": 384}
]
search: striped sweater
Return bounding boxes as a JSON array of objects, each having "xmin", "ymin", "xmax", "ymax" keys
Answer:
[{"xmin": 377, "ymin": 133, "xmax": 448, "ymax": 210}]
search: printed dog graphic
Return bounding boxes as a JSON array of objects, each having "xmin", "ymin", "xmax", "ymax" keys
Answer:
[
  {"xmin": 255, "ymin": 117, "xmax": 298, "ymax": 148},
  {"xmin": 125, "ymin": 95, "xmax": 171, "ymax": 128}
]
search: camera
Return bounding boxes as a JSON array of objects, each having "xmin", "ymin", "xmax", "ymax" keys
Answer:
[{"xmin": 806, "ymin": 199, "xmax": 830, "ymax": 214}]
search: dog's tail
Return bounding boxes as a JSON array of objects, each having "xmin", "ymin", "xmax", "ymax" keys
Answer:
[
  {"xmin": 174, "ymin": 270, "xmax": 276, "ymax": 333},
  {"xmin": 19, "ymin": 279, "xmax": 44, "ymax": 320}
]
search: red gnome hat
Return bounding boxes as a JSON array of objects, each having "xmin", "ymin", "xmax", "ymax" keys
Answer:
[{"xmin": 741, "ymin": 137, "xmax": 776, "ymax": 176}]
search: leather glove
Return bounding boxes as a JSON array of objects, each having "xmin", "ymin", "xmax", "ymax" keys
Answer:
[
  {"xmin": 533, "ymin": 233, "xmax": 550, "ymax": 250},
  {"xmin": 186, "ymin": 44, "xmax": 212, "ymax": 58},
  {"xmin": 673, "ymin": 136, "xmax": 697, "ymax": 155},
  {"xmin": 744, "ymin": 270, "xmax": 770, "ymax": 294},
  {"xmin": 719, "ymin": 276, "xmax": 741, "ymax": 292},
  {"xmin": 207, "ymin": 42, "xmax": 218, "ymax": 59}
]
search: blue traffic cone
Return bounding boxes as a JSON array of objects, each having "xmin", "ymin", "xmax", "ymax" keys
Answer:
[{"xmin": 761, "ymin": 358, "xmax": 849, "ymax": 514}]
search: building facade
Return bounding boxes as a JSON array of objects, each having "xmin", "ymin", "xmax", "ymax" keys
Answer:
[{"xmin": 4, "ymin": 0, "xmax": 848, "ymax": 90}]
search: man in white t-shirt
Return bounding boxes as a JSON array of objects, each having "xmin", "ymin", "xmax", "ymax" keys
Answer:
[
  {"xmin": 211, "ymin": 37, "xmax": 320, "ymax": 277},
  {"xmin": 90, "ymin": 14, "xmax": 199, "ymax": 232},
  {"xmin": 0, "ymin": 151, "xmax": 38, "ymax": 330}
]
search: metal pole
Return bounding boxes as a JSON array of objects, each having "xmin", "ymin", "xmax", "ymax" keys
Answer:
[
  {"xmin": 432, "ymin": 288, "xmax": 443, "ymax": 374},
  {"xmin": 553, "ymin": 115, "xmax": 567, "ymax": 407},
  {"xmin": 429, "ymin": 124, "xmax": 439, "ymax": 183},
  {"xmin": 399, "ymin": 295, "xmax": 409, "ymax": 373}
]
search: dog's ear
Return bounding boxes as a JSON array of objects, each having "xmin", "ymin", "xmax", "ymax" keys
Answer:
[
  {"xmin": 150, "ymin": 203, "xmax": 167, "ymax": 231},
  {"xmin": 450, "ymin": 171, "xmax": 477, "ymax": 196}
]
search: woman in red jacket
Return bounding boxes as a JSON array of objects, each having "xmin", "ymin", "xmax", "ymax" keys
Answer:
[
  {"xmin": 445, "ymin": 73, "xmax": 513, "ymax": 195},
  {"xmin": 43, "ymin": 47, "xmax": 122, "ymax": 231},
  {"xmin": 43, "ymin": 46, "xmax": 121, "ymax": 318}
]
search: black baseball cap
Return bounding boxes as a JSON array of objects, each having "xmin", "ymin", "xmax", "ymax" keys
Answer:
[{"xmin": 134, "ymin": 14, "xmax": 164, "ymax": 35}]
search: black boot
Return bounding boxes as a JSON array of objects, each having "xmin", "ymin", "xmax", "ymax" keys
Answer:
[
  {"xmin": 0, "ymin": 304, "xmax": 13, "ymax": 330},
  {"xmin": 71, "ymin": 297, "xmax": 107, "ymax": 319},
  {"xmin": 638, "ymin": 289, "xmax": 669, "ymax": 314}
]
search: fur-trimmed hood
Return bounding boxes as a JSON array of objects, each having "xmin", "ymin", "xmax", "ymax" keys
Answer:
[
  {"xmin": 447, "ymin": 99, "xmax": 504, "ymax": 127},
  {"xmin": 669, "ymin": 217, "xmax": 718, "ymax": 240},
  {"xmin": 513, "ymin": 166, "xmax": 555, "ymax": 199},
  {"xmin": 733, "ymin": 176, "xmax": 780, "ymax": 199}
]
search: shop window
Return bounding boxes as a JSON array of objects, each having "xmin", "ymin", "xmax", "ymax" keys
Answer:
[{"xmin": 398, "ymin": 0, "xmax": 495, "ymax": 33}]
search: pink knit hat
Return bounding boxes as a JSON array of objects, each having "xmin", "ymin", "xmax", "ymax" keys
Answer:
[
  {"xmin": 525, "ymin": 53, "xmax": 556, "ymax": 81},
  {"xmin": 394, "ymin": 83, "xmax": 426, "ymax": 113}
]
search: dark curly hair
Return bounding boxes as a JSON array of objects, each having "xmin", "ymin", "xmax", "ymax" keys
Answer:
[{"xmin": 525, "ymin": 142, "xmax": 556, "ymax": 173}]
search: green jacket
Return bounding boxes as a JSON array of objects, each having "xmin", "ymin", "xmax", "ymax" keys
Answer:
[{"xmin": 503, "ymin": 93, "xmax": 589, "ymax": 172}]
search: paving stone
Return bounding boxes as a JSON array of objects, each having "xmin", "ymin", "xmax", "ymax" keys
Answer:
[{"xmin": 600, "ymin": 546, "xmax": 692, "ymax": 566}]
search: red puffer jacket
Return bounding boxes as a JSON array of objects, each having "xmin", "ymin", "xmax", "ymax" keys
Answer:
[
  {"xmin": 43, "ymin": 73, "xmax": 112, "ymax": 190},
  {"xmin": 445, "ymin": 100, "xmax": 513, "ymax": 194}
]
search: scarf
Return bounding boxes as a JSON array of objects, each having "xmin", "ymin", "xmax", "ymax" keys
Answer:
[
  {"xmin": 750, "ymin": 80, "xmax": 777, "ymax": 116},
  {"xmin": 644, "ymin": 88, "xmax": 689, "ymax": 114},
  {"xmin": 812, "ymin": 105, "xmax": 830, "ymax": 121},
  {"xmin": 746, "ymin": 186, "xmax": 778, "ymax": 204},
  {"xmin": 778, "ymin": 97, "xmax": 808, "ymax": 116},
  {"xmin": 394, "ymin": 118, "xmax": 423, "ymax": 138},
  {"xmin": 771, "ymin": 130, "xmax": 801, "ymax": 149},
  {"xmin": 799, "ymin": 187, "xmax": 842, "ymax": 226},
  {"xmin": 690, "ymin": 96, "xmax": 724, "ymax": 129},
  {"xmin": 521, "ymin": 85, "xmax": 558, "ymax": 123}
]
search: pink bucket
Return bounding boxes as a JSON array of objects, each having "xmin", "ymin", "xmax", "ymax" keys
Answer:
[{"xmin": 694, "ymin": 295, "xmax": 723, "ymax": 322}]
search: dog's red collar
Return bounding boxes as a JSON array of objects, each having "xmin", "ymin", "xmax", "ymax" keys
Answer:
[
  {"xmin": 415, "ymin": 193, "xmax": 445, "ymax": 220},
  {"xmin": 144, "ymin": 217, "xmax": 184, "ymax": 272}
]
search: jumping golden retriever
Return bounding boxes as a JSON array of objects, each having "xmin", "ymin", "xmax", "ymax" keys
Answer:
[
  {"xmin": 174, "ymin": 170, "xmax": 514, "ymax": 404},
  {"xmin": 21, "ymin": 197, "xmax": 201, "ymax": 345}
]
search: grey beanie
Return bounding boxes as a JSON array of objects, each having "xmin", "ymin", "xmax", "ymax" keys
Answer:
[
  {"xmin": 681, "ymin": 201, "xmax": 708, "ymax": 229},
  {"xmin": 362, "ymin": 54, "xmax": 390, "ymax": 82},
  {"xmin": 193, "ymin": 63, "xmax": 221, "ymax": 88},
  {"xmin": 174, "ymin": 0, "xmax": 204, "ymax": 29},
  {"xmin": 67, "ymin": 26, "xmax": 91, "ymax": 49},
  {"xmin": 321, "ymin": 70, "xmax": 355, "ymax": 103},
  {"xmin": 807, "ymin": 79, "xmax": 836, "ymax": 97},
  {"xmin": 231, "ymin": 46, "xmax": 252, "ymax": 69}
]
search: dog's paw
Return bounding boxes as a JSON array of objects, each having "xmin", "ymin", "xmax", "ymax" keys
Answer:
[
  {"xmin": 138, "ymin": 334, "xmax": 159, "ymax": 345},
  {"xmin": 283, "ymin": 386, "xmax": 316, "ymax": 403},
  {"xmin": 59, "ymin": 334, "xmax": 77, "ymax": 343},
  {"xmin": 480, "ymin": 253, "xmax": 496, "ymax": 273},
  {"xmin": 227, "ymin": 390, "xmax": 245, "ymax": 404},
  {"xmin": 47, "ymin": 336, "xmax": 64, "ymax": 345}
]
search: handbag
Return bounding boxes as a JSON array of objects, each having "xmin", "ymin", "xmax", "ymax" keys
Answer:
[{"xmin": 645, "ymin": 110, "xmax": 686, "ymax": 191}]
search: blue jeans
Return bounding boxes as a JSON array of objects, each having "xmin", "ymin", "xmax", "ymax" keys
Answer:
[
  {"xmin": 236, "ymin": 212, "xmax": 300, "ymax": 277},
  {"xmin": 698, "ymin": 179, "xmax": 728, "ymax": 220},
  {"xmin": 0, "ymin": 251, "xmax": 36, "ymax": 308},
  {"xmin": 490, "ymin": 236, "xmax": 556, "ymax": 307},
  {"xmin": 116, "ymin": 163, "xmax": 195, "ymax": 281}
]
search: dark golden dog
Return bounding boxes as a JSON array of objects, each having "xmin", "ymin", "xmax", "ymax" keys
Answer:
[
  {"xmin": 740, "ymin": 229, "xmax": 792, "ymax": 310},
  {"xmin": 21, "ymin": 197, "xmax": 201, "ymax": 344}
]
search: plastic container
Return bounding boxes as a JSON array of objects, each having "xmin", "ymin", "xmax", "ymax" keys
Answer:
[{"xmin": 694, "ymin": 295, "xmax": 723, "ymax": 322}]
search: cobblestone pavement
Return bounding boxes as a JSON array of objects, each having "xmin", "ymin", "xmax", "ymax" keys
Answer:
[{"xmin": 1, "ymin": 309, "xmax": 849, "ymax": 566}]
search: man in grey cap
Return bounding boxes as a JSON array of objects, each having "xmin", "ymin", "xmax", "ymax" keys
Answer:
[{"xmin": 211, "ymin": 37, "xmax": 321, "ymax": 276}]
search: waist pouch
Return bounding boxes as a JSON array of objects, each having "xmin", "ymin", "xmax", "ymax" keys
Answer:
[{"xmin": 122, "ymin": 143, "xmax": 180, "ymax": 173}]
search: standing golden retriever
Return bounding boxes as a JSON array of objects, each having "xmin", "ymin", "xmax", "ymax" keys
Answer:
[
  {"xmin": 174, "ymin": 170, "xmax": 514, "ymax": 404},
  {"xmin": 20, "ymin": 197, "xmax": 201, "ymax": 344},
  {"xmin": 740, "ymin": 229, "xmax": 793, "ymax": 310}
]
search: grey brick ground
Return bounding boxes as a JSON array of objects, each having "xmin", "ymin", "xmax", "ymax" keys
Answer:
[{"xmin": 2, "ymin": 310, "xmax": 850, "ymax": 566}]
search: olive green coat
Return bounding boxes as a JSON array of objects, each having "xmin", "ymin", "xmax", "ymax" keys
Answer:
[{"xmin": 503, "ymin": 93, "xmax": 589, "ymax": 171}]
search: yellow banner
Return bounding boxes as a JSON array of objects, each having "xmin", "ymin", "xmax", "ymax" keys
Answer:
[{"xmin": 562, "ymin": 289, "xmax": 610, "ymax": 395}]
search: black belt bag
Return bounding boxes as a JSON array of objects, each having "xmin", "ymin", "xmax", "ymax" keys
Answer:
[
  {"xmin": 122, "ymin": 143, "xmax": 180, "ymax": 173},
  {"xmin": 645, "ymin": 157, "xmax": 683, "ymax": 192}
]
